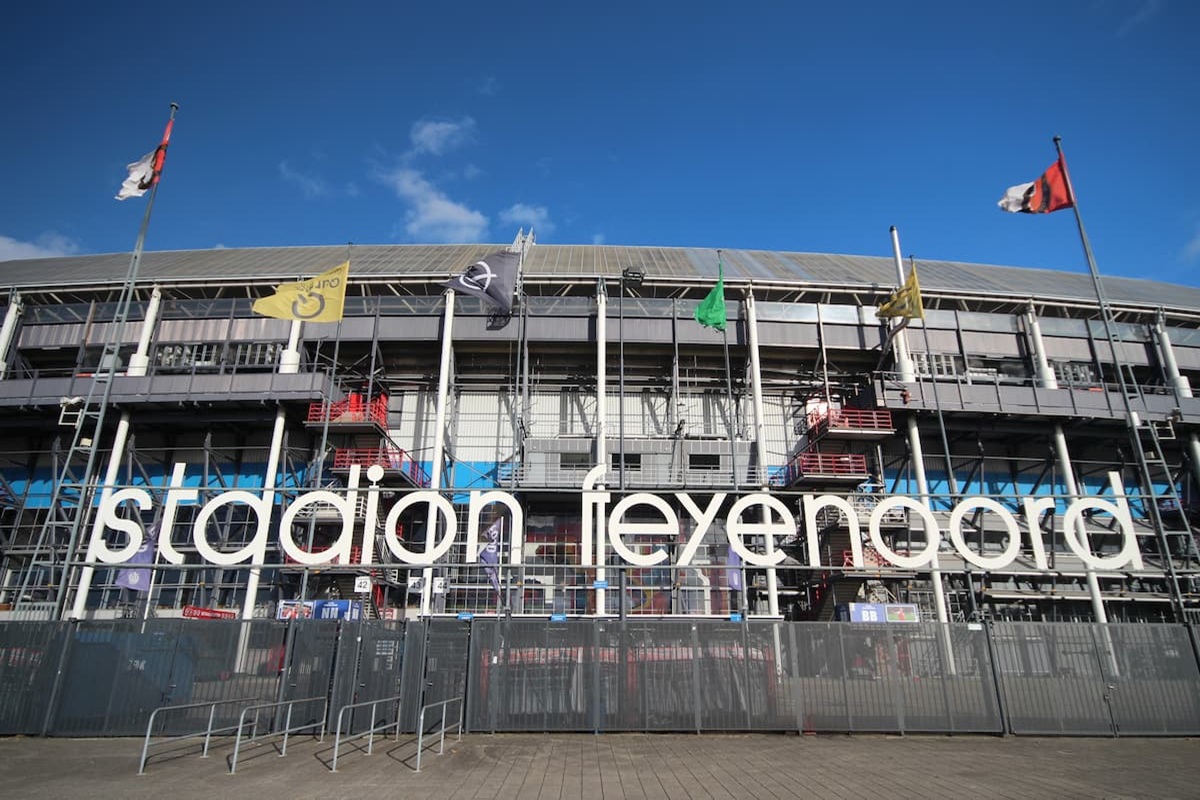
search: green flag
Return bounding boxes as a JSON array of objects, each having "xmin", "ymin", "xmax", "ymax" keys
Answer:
[{"xmin": 694, "ymin": 255, "xmax": 727, "ymax": 331}]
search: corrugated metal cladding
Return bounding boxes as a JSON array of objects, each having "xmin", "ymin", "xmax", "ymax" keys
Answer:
[{"xmin": 2, "ymin": 243, "xmax": 1199, "ymax": 310}]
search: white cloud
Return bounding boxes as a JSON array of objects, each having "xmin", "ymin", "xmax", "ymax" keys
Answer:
[
  {"xmin": 499, "ymin": 203, "xmax": 554, "ymax": 236},
  {"xmin": 410, "ymin": 117, "xmax": 477, "ymax": 157},
  {"xmin": 1117, "ymin": 0, "xmax": 1162, "ymax": 37},
  {"xmin": 376, "ymin": 167, "xmax": 488, "ymax": 243},
  {"xmin": 592, "ymin": 233, "xmax": 606, "ymax": 245},
  {"xmin": 279, "ymin": 161, "xmax": 328, "ymax": 199},
  {"xmin": 463, "ymin": 163, "xmax": 482, "ymax": 180},
  {"xmin": 0, "ymin": 232, "xmax": 81, "ymax": 262},
  {"xmin": 1183, "ymin": 226, "xmax": 1200, "ymax": 264}
]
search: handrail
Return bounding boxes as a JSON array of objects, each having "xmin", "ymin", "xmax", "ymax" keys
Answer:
[
  {"xmin": 229, "ymin": 695, "xmax": 327, "ymax": 774},
  {"xmin": 414, "ymin": 695, "xmax": 464, "ymax": 772},
  {"xmin": 137, "ymin": 696, "xmax": 257, "ymax": 775},
  {"xmin": 329, "ymin": 693, "xmax": 405, "ymax": 772}
]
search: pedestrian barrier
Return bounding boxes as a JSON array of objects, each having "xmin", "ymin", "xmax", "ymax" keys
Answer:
[
  {"xmin": 229, "ymin": 695, "xmax": 327, "ymax": 774},
  {"xmin": 137, "ymin": 697, "xmax": 256, "ymax": 774},
  {"xmin": 330, "ymin": 694, "xmax": 405, "ymax": 772},
  {"xmin": 414, "ymin": 696, "xmax": 463, "ymax": 772}
]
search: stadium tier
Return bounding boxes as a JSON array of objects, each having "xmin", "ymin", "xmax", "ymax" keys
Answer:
[{"xmin": 0, "ymin": 236, "xmax": 1198, "ymax": 625}]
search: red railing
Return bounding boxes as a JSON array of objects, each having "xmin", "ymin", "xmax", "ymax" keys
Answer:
[
  {"xmin": 784, "ymin": 451, "xmax": 867, "ymax": 482},
  {"xmin": 842, "ymin": 546, "xmax": 888, "ymax": 568},
  {"xmin": 307, "ymin": 393, "xmax": 389, "ymax": 426},
  {"xmin": 807, "ymin": 407, "xmax": 893, "ymax": 434},
  {"xmin": 333, "ymin": 447, "xmax": 429, "ymax": 486},
  {"xmin": 284, "ymin": 544, "xmax": 363, "ymax": 566}
]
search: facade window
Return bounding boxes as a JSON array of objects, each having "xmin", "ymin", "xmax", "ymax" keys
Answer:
[
  {"xmin": 1051, "ymin": 360, "xmax": 1097, "ymax": 387},
  {"xmin": 560, "ymin": 452, "xmax": 591, "ymax": 470},
  {"xmin": 154, "ymin": 343, "xmax": 221, "ymax": 371},
  {"xmin": 912, "ymin": 351, "xmax": 962, "ymax": 378},
  {"xmin": 232, "ymin": 341, "xmax": 283, "ymax": 369}
]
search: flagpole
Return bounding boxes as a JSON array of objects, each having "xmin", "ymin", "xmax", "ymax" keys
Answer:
[
  {"xmin": 1053, "ymin": 136, "xmax": 1187, "ymax": 626},
  {"xmin": 58, "ymin": 103, "xmax": 177, "ymax": 619},
  {"xmin": 717, "ymin": 252, "xmax": 740, "ymax": 494}
]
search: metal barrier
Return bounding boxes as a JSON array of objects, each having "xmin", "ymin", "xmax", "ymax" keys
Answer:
[
  {"xmin": 330, "ymin": 694, "xmax": 405, "ymax": 772},
  {"xmin": 229, "ymin": 695, "xmax": 327, "ymax": 774},
  {"xmin": 414, "ymin": 696, "xmax": 463, "ymax": 772},
  {"xmin": 4, "ymin": 619, "xmax": 1200, "ymax": 740},
  {"xmin": 137, "ymin": 696, "xmax": 256, "ymax": 774}
]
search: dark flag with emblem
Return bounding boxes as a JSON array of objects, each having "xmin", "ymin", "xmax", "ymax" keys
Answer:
[
  {"xmin": 479, "ymin": 518, "xmax": 503, "ymax": 598},
  {"xmin": 116, "ymin": 525, "xmax": 158, "ymax": 593},
  {"xmin": 443, "ymin": 251, "xmax": 519, "ymax": 313},
  {"xmin": 998, "ymin": 157, "xmax": 1073, "ymax": 214}
]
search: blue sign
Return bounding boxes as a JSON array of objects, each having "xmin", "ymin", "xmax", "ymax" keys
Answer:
[
  {"xmin": 848, "ymin": 602, "xmax": 920, "ymax": 623},
  {"xmin": 550, "ymin": 613, "xmax": 568, "ymax": 622},
  {"xmin": 457, "ymin": 612, "xmax": 474, "ymax": 621},
  {"xmin": 593, "ymin": 580, "xmax": 608, "ymax": 589},
  {"xmin": 277, "ymin": 600, "xmax": 363, "ymax": 621},
  {"xmin": 729, "ymin": 613, "xmax": 743, "ymax": 622}
]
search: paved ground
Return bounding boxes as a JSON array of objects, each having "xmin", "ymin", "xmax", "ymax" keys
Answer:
[{"xmin": 2, "ymin": 732, "xmax": 1199, "ymax": 799}]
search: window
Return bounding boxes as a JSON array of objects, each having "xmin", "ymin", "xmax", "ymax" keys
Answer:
[
  {"xmin": 688, "ymin": 454, "xmax": 720, "ymax": 471},
  {"xmin": 613, "ymin": 453, "xmax": 642, "ymax": 471},
  {"xmin": 560, "ymin": 452, "xmax": 592, "ymax": 470},
  {"xmin": 154, "ymin": 343, "xmax": 221, "ymax": 372},
  {"xmin": 912, "ymin": 351, "xmax": 961, "ymax": 378},
  {"xmin": 1051, "ymin": 361, "xmax": 1097, "ymax": 387},
  {"xmin": 232, "ymin": 341, "xmax": 283, "ymax": 369}
]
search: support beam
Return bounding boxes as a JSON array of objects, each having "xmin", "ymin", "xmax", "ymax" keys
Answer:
[
  {"xmin": 595, "ymin": 280, "xmax": 608, "ymax": 614},
  {"xmin": 745, "ymin": 291, "xmax": 779, "ymax": 617},
  {"xmin": 0, "ymin": 292, "xmax": 24, "ymax": 380}
]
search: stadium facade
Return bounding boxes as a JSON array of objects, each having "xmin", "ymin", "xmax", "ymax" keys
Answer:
[{"xmin": 1, "ymin": 232, "xmax": 1199, "ymax": 631}]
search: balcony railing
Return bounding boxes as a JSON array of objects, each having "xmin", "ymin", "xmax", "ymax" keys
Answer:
[
  {"xmin": 807, "ymin": 408, "xmax": 894, "ymax": 437},
  {"xmin": 332, "ymin": 447, "xmax": 428, "ymax": 487},
  {"xmin": 781, "ymin": 451, "xmax": 869, "ymax": 484},
  {"xmin": 307, "ymin": 394, "xmax": 389, "ymax": 427}
]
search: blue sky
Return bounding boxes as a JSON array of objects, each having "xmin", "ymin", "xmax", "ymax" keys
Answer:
[{"xmin": 0, "ymin": 1, "xmax": 1197, "ymax": 286}]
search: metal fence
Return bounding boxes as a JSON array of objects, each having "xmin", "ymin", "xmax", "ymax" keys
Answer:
[{"xmin": 1, "ymin": 618, "xmax": 1197, "ymax": 738}]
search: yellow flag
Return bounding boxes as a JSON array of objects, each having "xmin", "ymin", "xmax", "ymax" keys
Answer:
[
  {"xmin": 252, "ymin": 261, "xmax": 349, "ymax": 322},
  {"xmin": 877, "ymin": 265, "xmax": 924, "ymax": 320}
]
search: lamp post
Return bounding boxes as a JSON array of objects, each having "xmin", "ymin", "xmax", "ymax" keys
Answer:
[{"xmin": 618, "ymin": 267, "xmax": 644, "ymax": 492}]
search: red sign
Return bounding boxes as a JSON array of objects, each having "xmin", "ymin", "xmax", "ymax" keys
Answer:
[{"xmin": 183, "ymin": 605, "xmax": 238, "ymax": 620}]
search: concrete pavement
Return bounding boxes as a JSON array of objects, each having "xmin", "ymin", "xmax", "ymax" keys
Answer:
[{"xmin": 2, "ymin": 732, "xmax": 1199, "ymax": 799}]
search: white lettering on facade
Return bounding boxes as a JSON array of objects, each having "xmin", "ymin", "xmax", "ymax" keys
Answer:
[{"xmin": 87, "ymin": 464, "xmax": 1146, "ymax": 575}]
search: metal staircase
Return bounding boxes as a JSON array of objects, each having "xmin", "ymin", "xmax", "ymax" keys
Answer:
[{"xmin": 17, "ymin": 338, "xmax": 129, "ymax": 618}]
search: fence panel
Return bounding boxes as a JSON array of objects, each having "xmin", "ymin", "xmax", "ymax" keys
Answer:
[
  {"xmin": 886, "ymin": 625, "xmax": 1002, "ymax": 733},
  {"xmin": 328, "ymin": 620, "xmax": 407, "ymax": 734},
  {"xmin": 284, "ymin": 620, "xmax": 340, "ymax": 708},
  {"xmin": 993, "ymin": 622, "xmax": 1114, "ymax": 735},
  {"xmin": 469, "ymin": 619, "xmax": 594, "ymax": 732},
  {"xmin": 624, "ymin": 620, "xmax": 701, "ymax": 731},
  {"xmin": 0, "ymin": 621, "xmax": 72, "ymax": 735},
  {"xmin": 1100, "ymin": 624, "xmax": 1200, "ymax": 736}
]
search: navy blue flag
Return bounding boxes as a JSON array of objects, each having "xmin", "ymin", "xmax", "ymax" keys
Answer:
[
  {"xmin": 480, "ymin": 518, "xmax": 503, "ymax": 597},
  {"xmin": 116, "ymin": 525, "xmax": 158, "ymax": 593},
  {"xmin": 443, "ymin": 251, "xmax": 519, "ymax": 313},
  {"xmin": 725, "ymin": 546, "xmax": 742, "ymax": 592}
]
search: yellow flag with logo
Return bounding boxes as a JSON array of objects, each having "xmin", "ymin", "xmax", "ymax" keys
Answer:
[
  {"xmin": 877, "ymin": 264, "xmax": 924, "ymax": 320},
  {"xmin": 252, "ymin": 261, "xmax": 349, "ymax": 322}
]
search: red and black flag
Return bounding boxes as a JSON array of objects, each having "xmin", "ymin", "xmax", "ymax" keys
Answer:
[
  {"xmin": 116, "ymin": 112, "xmax": 176, "ymax": 200},
  {"xmin": 998, "ymin": 157, "xmax": 1073, "ymax": 214}
]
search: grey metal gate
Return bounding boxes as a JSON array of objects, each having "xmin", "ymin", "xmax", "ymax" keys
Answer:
[
  {"xmin": 0, "ymin": 621, "xmax": 72, "ymax": 735},
  {"xmin": 327, "ymin": 620, "xmax": 407, "ymax": 734},
  {"xmin": 995, "ymin": 622, "xmax": 1200, "ymax": 736}
]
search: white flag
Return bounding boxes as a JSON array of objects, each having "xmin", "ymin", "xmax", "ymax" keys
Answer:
[{"xmin": 115, "ymin": 151, "xmax": 155, "ymax": 200}]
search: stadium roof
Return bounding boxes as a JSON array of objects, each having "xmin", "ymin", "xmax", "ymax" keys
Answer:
[{"xmin": 1, "ymin": 244, "xmax": 1198, "ymax": 312}]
